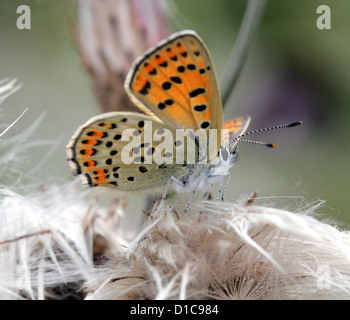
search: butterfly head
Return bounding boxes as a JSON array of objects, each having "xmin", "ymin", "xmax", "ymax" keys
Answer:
[
  {"xmin": 209, "ymin": 145, "xmax": 237, "ymax": 177},
  {"xmin": 220, "ymin": 146, "xmax": 237, "ymax": 167}
]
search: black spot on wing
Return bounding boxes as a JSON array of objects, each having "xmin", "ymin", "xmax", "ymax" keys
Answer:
[
  {"xmin": 141, "ymin": 143, "xmax": 150, "ymax": 148},
  {"xmin": 189, "ymin": 88, "xmax": 206, "ymax": 98},
  {"xmin": 139, "ymin": 80, "xmax": 151, "ymax": 95},
  {"xmin": 181, "ymin": 52, "xmax": 188, "ymax": 57},
  {"xmin": 133, "ymin": 130, "xmax": 141, "ymax": 136},
  {"xmin": 158, "ymin": 102, "xmax": 166, "ymax": 110},
  {"xmin": 177, "ymin": 66, "xmax": 185, "ymax": 73},
  {"xmin": 114, "ymin": 134, "xmax": 122, "ymax": 140},
  {"xmin": 162, "ymin": 81, "xmax": 172, "ymax": 90},
  {"xmin": 170, "ymin": 76, "xmax": 182, "ymax": 84},
  {"xmin": 109, "ymin": 150, "xmax": 118, "ymax": 156},
  {"xmin": 149, "ymin": 68, "xmax": 157, "ymax": 75},
  {"xmin": 201, "ymin": 121, "xmax": 210, "ymax": 129},
  {"xmin": 147, "ymin": 147, "xmax": 156, "ymax": 156},
  {"xmin": 187, "ymin": 64, "xmax": 196, "ymax": 70},
  {"xmin": 138, "ymin": 166, "xmax": 148, "ymax": 173},
  {"xmin": 174, "ymin": 140, "xmax": 182, "ymax": 147},
  {"xmin": 194, "ymin": 104, "xmax": 207, "ymax": 112}
]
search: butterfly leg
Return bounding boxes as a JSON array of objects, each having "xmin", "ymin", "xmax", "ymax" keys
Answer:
[
  {"xmin": 217, "ymin": 172, "xmax": 230, "ymax": 201},
  {"xmin": 204, "ymin": 184, "xmax": 213, "ymax": 200},
  {"xmin": 221, "ymin": 172, "xmax": 230, "ymax": 201},
  {"xmin": 198, "ymin": 184, "xmax": 213, "ymax": 222},
  {"xmin": 155, "ymin": 176, "xmax": 187, "ymax": 214},
  {"xmin": 185, "ymin": 171, "xmax": 211, "ymax": 212},
  {"xmin": 184, "ymin": 189, "xmax": 196, "ymax": 213}
]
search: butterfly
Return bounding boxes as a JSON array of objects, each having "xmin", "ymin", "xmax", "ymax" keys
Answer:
[{"xmin": 66, "ymin": 30, "xmax": 300, "ymax": 209}]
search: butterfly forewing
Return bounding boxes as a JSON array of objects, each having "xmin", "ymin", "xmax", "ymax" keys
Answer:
[
  {"xmin": 125, "ymin": 30, "xmax": 223, "ymax": 161},
  {"xmin": 67, "ymin": 112, "xmax": 186, "ymax": 191}
]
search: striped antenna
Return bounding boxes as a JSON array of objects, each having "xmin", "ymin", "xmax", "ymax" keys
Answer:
[
  {"xmin": 230, "ymin": 121, "xmax": 302, "ymax": 149},
  {"xmin": 239, "ymin": 139, "xmax": 276, "ymax": 148}
]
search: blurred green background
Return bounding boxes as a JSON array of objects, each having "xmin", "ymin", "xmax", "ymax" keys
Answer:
[{"xmin": 0, "ymin": 0, "xmax": 349, "ymax": 226}]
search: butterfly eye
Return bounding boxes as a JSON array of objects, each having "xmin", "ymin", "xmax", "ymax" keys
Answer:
[{"xmin": 220, "ymin": 148, "xmax": 229, "ymax": 162}]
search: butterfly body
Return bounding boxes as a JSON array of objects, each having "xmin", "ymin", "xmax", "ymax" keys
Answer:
[{"xmin": 67, "ymin": 30, "xmax": 251, "ymax": 200}]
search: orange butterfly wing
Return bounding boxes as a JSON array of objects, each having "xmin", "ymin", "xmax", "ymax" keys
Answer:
[
  {"xmin": 124, "ymin": 30, "xmax": 223, "ymax": 160},
  {"xmin": 223, "ymin": 115, "xmax": 251, "ymax": 149}
]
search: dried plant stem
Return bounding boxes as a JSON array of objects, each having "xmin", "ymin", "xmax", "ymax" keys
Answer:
[
  {"xmin": 0, "ymin": 108, "xmax": 28, "ymax": 139},
  {"xmin": 0, "ymin": 78, "xmax": 21, "ymax": 105},
  {"xmin": 0, "ymin": 230, "xmax": 51, "ymax": 246},
  {"xmin": 220, "ymin": 0, "xmax": 267, "ymax": 107}
]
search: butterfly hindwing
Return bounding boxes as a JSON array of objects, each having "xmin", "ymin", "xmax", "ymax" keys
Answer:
[
  {"xmin": 125, "ymin": 30, "xmax": 223, "ymax": 160},
  {"xmin": 223, "ymin": 115, "xmax": 251, "ymax": 149},
  {"xmin": 67, "ymin": 112, "xmax": 185, "ymax": 191}
]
